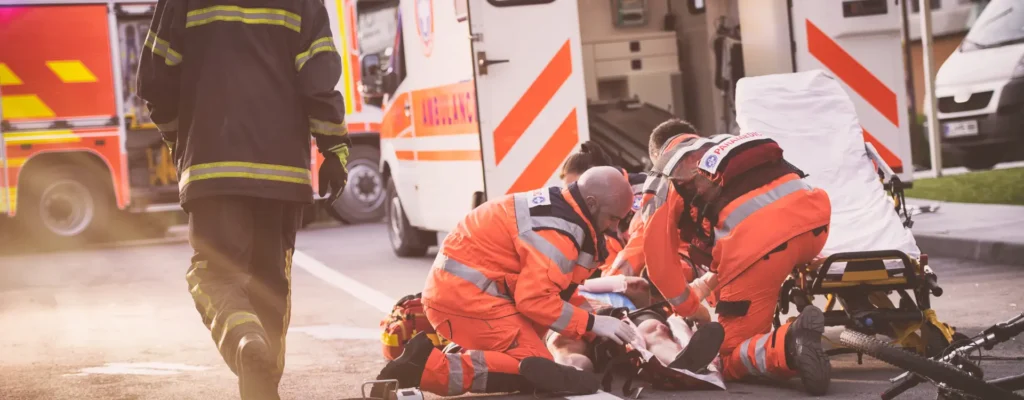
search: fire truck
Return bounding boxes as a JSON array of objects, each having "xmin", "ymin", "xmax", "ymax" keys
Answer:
[
  {"xmin": 378, "ymin": 0, "xmax": 919, "ymax": 257},
  {"xmin": 0, "ymin": 0, "xmax": 385, "ymax": 245}
]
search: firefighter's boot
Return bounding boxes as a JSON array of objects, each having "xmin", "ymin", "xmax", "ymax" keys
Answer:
[
  {"xmin": 371, "ymin": 332, "xmax": 435, "ymax": 398},
  {"xmin": 669, "ymin": 321, "xmax": 725, "ymax": 372},
  {"xmin": 785, "ymin": 305, "xmax": 830, "ymax": 396},
  {"xmin": 519, "ymin": 356, "xmax": 600, "ymax": 395},
  {"xmin": 237, "ymin": 333, "xmax": 280, "ymax": 400}
]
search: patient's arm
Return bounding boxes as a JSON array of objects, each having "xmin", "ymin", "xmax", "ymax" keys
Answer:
[
  {"xmin": 637, "ymin": 319, "xmax": 682, "ymax": 366},
  {"xmin": 545, "ymin": 332, "xmax": 594, "ymax": 372}
]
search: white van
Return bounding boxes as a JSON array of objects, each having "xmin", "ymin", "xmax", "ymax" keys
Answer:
[{"xmin": 935, "ymin": 0, "xmax": 1024, "ymax": 170}]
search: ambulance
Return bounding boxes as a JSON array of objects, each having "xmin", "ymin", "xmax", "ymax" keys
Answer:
[
  {"xmin": 379, "ymin": 0, "xmax": 918, "ymax": 258},
  {"xmin": 0, "ymin": 0, "xmax": 384, "ymax": 245}
]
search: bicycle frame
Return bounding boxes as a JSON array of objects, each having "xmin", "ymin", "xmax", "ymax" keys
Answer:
[{"xmin": 883, "ymin": 312, "xmax": 1024, "ymax": 399}]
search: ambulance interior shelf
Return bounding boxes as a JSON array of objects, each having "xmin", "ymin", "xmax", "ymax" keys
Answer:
[{"xmin": 587, "ymin": 98, "xmax": 675, "ymax": 173}]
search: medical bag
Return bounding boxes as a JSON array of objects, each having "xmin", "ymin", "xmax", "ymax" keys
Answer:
[{"xmin": 380, "ymin": 293, "xmax": 449, "ymax": 361}]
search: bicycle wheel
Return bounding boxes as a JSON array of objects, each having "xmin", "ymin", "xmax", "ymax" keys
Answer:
[{"xmin": 839, "ymin": 330, "xmax": 1022, "ymax": 399}]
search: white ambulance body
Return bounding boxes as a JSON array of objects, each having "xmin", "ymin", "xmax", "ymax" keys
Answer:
[{"xmin": 379, "ymin": 0, "xmax": 915, "ymax": 258}]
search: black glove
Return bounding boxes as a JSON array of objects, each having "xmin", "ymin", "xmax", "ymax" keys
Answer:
[{"xmin": 318, "ymin": 144, "xmax": 349, "ymax": 205}]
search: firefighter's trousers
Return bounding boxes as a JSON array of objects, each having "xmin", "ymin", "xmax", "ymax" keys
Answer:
[
  {"xmin": 717, "ymin": 227, "xmax": 829, "ymax": 381},
  {"xmin": 185, "ymin": 196, "xmax": 302, "ymax": 384},
  {"xmin": 420, "ymin": 306, "xmax": 552, "ymax": 396}
]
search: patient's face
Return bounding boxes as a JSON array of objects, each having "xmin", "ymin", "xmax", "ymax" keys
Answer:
[{"xmin": 637, "ymin": 319, "xmax": 672, "ymax": 341}]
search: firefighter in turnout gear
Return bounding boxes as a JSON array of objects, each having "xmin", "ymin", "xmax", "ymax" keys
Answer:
[
  {"xmin": 641, "ymin": 129, "xmax": 833, "ymax": 395},
  {"xmin": 136, "ymin": 0, "xmax": 350, "ymax": 398},
  {"xmin": 371, "ymin": 167, "xmax": 637, "ymax": 397}
]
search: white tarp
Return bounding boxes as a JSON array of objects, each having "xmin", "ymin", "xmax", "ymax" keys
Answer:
[
  {"xmin": 623, "ymin": 316, "xmax": 726, "ymax": 391},
  {"xmin": 734, "ymin": 69, "xmax": 920, "ymax": 276}
]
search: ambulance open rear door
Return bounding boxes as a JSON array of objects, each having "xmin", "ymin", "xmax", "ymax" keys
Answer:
[
  {"xmin": 467, "ymin": 0, "xmax": 590, "ymax": 200},
  {"xmin": 789, "ymin": 0, "xmax": 914, "ymax": 182}
]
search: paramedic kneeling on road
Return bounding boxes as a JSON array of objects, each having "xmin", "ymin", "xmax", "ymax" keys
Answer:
[
  {"xmin": 372, "ymin": 167, "xmax": 638, "ymax": 396},
  {"xmin": 642, "ymin": 131, "xmax": 834, "ymax": 395}
]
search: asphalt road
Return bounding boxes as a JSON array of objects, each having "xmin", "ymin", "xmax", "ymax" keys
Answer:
[{"xmin": 1, "ymin": 222, "xmax": 1022, "ymax": 400}]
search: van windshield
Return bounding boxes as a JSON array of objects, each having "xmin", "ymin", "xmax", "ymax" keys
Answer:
[{"xmin": 961, "ymin": 0, "xmax": 1024, "ymax": 51}]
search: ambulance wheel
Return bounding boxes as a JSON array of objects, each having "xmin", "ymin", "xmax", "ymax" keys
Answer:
[
  {"xmin": 324, "ymin": 145, "xmax": 386, "ymax": 224},
  {"xmin": 18, "ymin": 163, "xmax": 113, "ymax": 247},
  {"xmin": 385, "ymin": 178, "xmax": 430, "ymax": 257}
]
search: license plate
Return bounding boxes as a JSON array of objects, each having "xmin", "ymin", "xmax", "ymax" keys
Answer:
[{"xmin": 942, "ymin": 120, "xmax": 979, "ymax": 138}]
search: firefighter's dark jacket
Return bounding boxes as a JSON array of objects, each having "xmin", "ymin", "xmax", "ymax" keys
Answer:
[{"xmin": 137, "ymin": 0, "xmax": 351, "ymax": 205}]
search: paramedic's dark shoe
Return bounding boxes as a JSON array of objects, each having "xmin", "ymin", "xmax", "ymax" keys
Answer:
[
  {"xmin": 519, "ymin": 357, "xmax": 600, "ymax": 395},
  {"xmin": 237, "ymin": 333, "xmax": 280, "ymax": 400},
  {"xmin": 668, "ymin": 321, "xmax": 725, "ymax": 373},
  {"xmin": 371, "ymin": 332, "xmax": 435, "ymax": 398},
  {"xmin": 786, "ymin": 305, "xmax": 831, "ymax": 396}
]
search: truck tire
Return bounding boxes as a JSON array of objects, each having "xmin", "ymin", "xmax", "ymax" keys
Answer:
[
  {"xmin": 384, "ymin": 178, "xmax": 431, "ymax": 257},
  {"xmin": 324, "ymin": 145, "xmax": 386, "ymax": 224},
  {"xmin": 17, "ymin": 163, "xmax": 114, "ymax": 247}
]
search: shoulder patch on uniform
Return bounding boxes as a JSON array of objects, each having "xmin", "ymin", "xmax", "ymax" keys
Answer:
[
  {"xmin": 528, "ymin": 189, "xmax": 551, "ymax": 207},
  {"xmin": 699, "ymin": 131, "xmax": 767, "ymax": 174},
  {"xmin": 632, "ymin": 194, "xmax": 643, "ymax": 212}
]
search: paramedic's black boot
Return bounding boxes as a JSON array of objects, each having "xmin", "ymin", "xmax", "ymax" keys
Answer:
[
  {"xmin": 236, "ymin": 333, "xmax": 280, "ymax": 400},
  {"xmin": 669, "ymin": 321, "xmax": 725, "ymax": 373},
  {"xmin": 371, "ymin": 332, "xmax": 434, "ymax": 398},
  {"xmin": 785, "ymin": 305, "xmax": 831, "ymax": 396},
  {"xmin": 519, "ymin": 356, "xmax": 600, "ymax": 395}
]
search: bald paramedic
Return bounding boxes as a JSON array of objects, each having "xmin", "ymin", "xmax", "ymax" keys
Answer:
[
  {"xmin": 371, "ymin": 167, "xmax": 637, "ymax": 397},
  {"xmin": 642, "ymin": 131, "xmax": 833, "ymax": 395}
]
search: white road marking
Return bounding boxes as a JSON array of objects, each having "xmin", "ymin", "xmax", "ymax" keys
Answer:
[
  {"xmin": 64, "ymin": 362, "xmax": 210, "ymax": 377},
  {"xmin": 565, "ymin": 390, "xmax": 622, "ymax": 400},
  {"xmin": 290, "ymin": 324, "xmax": 381, "ymax": 340},
  {"xmin": 292, "ymin": 250, "xmax": 395, "ymax": 314}
]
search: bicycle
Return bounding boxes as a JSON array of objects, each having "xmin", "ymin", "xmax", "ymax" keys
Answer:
[{"xmin": 838, "ymin": 311, "xmax": 1024, "ymax": 399}]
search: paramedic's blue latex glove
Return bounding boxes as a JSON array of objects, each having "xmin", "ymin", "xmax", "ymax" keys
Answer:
[{"xmin": 319, "ymin": 144, "xmax": 349, "ymax": 205}]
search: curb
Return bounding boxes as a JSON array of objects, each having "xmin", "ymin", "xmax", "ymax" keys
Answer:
[{"xmin": 914, "ymin": 234, "xmax": 1024, "ymax": 267}]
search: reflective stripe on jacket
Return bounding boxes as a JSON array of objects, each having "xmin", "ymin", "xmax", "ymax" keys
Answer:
[
  {"xmin": 137, "ymin": 0, "xmax": 351, "ymax": 205},
  {"xmin": 423, "ymin": 184, "xmax": 603, "ymax": 339},
  {"xmin": 645, "ymin": 173, "xmax": 831, "ymax": 317}
]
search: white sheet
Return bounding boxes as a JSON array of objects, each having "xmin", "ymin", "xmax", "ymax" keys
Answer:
[{"xmin": 733, "ymin": 69, "xmax": 920, "ymax": 276}]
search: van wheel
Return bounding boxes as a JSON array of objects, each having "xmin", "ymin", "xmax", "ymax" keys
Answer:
[
  {"xmin": 384, "ymin": 178, "xmax": 430, "ymax": 257},
  {"xmin": 18, "ymin": 163, "xmax": 113, "ymax": 247},
  {"xmin": 324, "ymin": 145, "xmax": 386, "ymax": 224}
]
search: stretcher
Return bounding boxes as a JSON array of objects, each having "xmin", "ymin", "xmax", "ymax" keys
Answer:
[{"xmin": 734, "ymin": 69, "xmax": 959, "ymax": 357}]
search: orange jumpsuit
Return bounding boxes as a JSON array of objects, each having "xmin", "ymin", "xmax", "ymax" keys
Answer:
[
  {"xmin": 421, "ymin": 185, "xmax": 604, "ymax": 396},
  {"xmin": 643, "ymin": 133, "xmax": 832, "ymax": 382},
  {"xmin": 606, "ymin": 135, "xmax": 698, "ymax": 280}
]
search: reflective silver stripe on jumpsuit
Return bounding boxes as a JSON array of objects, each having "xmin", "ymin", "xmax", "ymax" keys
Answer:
[
  {"xmin": 512, "ymin": 193, "xmax": 596, "ymax": 273},
  {"xmin": 713, "ymin": 179, "xmax": 812, "ymax": 241},
  {"xmin": 737, "ymin": 334, "xmax": 774, "ymax": 377},
  {"xmin": 435, "ymin": 255, "xmax": 512, "ymax": 301}
]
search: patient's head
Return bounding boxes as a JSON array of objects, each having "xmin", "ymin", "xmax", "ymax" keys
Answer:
[
  {"xmin": 637, "ymin": 318, "xmax": 672, "ymax": 340},
  {"xmin": 649, "ymin": 119, "xmax": 698, "ymax": 162}
]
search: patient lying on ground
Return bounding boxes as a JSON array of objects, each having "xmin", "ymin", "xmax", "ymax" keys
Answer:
[{"xmin": 547, "ymin": 309, "xmax": 724, "ymax": 374}]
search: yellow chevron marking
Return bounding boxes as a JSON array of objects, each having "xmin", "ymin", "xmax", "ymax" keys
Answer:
[{"xmin": 46, "ymin": 60, "xmax": 98, "ymax": 83}]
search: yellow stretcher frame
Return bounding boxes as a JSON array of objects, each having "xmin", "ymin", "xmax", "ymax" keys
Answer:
[{"xmin": 778, "ymin": 250, "xmax": 957, "ymax": 357}]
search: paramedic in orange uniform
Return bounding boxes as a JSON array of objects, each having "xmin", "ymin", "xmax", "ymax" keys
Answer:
[
  {"xmin": 557, "ymin": 141, "xmax": 643, "ymax": 276},
  {"xmin": 605, "ymin": 120, "xmax": 702, "ymax": 279},
  {"xmin": 371, "ymin": 166, "xmax": 638, "ymax": 396},
  {"xmin": 642, "ymin": 131, "xmax": 833, "ymax": 395}
]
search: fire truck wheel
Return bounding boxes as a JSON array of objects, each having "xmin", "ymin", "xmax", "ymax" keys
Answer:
[
  {"xmin": 18, "ymin": 163, "xmax": 113, "ymax": 246},
  {"xmin": 324, "ymin": 145, "xmax": 386, "ymax": 224},
  {"xmin": 384, "ymin": 178, "xmax": 432, "ymax": 258}
]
